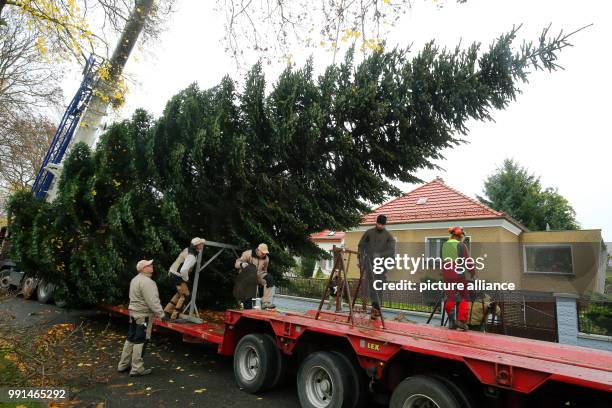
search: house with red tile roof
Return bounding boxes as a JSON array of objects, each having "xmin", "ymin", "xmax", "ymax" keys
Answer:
[
  {"xmin": 343, "ymin": 178, "xmax": 606, "ymax": 295},
  {"xmin": 308, "ymin": 230, "xmax": 345, "ymax": 276}
]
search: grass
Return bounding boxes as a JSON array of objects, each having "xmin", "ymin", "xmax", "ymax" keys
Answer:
[
  {"xmin": 0, "ymin": 345, "xmax": 44, "ymax": 407},
  {"xmin": 0, "ymin": 344, "xmax": 21, "ymax": 385}
]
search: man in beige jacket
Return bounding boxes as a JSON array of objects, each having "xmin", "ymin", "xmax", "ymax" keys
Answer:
[
  {"xmin": 235, "ymin": 243, "xmax": 276, "ymax": 309},
  {"xmin": 118, "ymin": 259, "xmax": 165, "ymax": 376}
]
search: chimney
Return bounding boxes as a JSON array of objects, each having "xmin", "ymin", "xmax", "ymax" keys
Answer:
[{"xmin": 435, "ymin": 176, "xmax": 444, "ymax": 183}]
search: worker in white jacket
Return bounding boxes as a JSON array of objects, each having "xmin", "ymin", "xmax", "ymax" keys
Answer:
[
  {"xmin": 163, "ymin": 237, "xmax": 205, "ymax": 320},
  {"xmin": 118, "ymin": 259, "xmax": 166, "ymax": 376}
]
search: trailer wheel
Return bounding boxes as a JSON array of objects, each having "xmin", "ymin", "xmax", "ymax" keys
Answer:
[
  {"xmin": 0, "ymin": 271, "xmax": 9, "ymax": 290},
  {"xmin": 264, "ymin": 334, "xmax": 289, "ymax": 389},
  {"xmin": 22, "ymin": 277, "xmax": 37, "ymax": 300},
  {"xmin": 297, "ymin": 351, "xmax": 356, "ymax": 408},
  {"xmin": 330, "ymin": 351, "xmax": 369, "ymax": 408},
  {"xmin": 431, "ymin": 374, "xmax": 475, "ymax": 408},
  {"xmin": 234, "ymin": 333, "xmax": 278, "ymax": 393},
  {"xmin": 37, "ymin": 280, "xmax": 54, "ymax": 304},
  {"xmin": 390, "ymin": 375, "xmax": 460, "ymax": 408}
]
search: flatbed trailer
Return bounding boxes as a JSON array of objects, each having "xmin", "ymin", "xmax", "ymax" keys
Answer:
[{"xmin": 105, "ymin": 304, "xmax": 612, "ymax": 408}]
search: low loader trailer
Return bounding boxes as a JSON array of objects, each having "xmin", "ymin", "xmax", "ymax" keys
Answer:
[
  {"xmin": 104, "ymin": 304, "xmax": 612, "ymax": 408},
  {"xmin": 104, "ymin": 247, "xmax": 611, "ymax": 408}
]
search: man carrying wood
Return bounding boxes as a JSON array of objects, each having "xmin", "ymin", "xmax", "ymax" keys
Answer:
[
  {"xmin": 118, "ymin": 259, "xmax": 166, "ymax": 377},
  {"xmin": 235, "ymin": 243, "xmax": 276, "ymax": 310},
  {"xmin": 164, "ymin": 237, "xmax": 206, "ymax": 320}
]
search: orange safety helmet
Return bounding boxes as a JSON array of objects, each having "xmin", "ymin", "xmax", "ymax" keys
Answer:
[{"xmin": 448, "ymin": 226, "xmax": 464, "ymax": 237}]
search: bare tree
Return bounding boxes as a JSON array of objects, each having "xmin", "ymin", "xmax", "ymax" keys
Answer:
[
  {"xmin": 0, "ymin": 10, "xmax": 63, "ymax": 135},
  {"xmin": 0, "ymin": 0, "xmax": 175, "ymax": 64},
  {"xmin": 0, "ymin": 115, "xmax": 54, "ymax": 192},
  {"xmin": 218, "ymin": 0, "xmax": 466, "ymax": 65}
]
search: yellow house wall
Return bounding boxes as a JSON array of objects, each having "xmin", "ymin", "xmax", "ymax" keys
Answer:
[
  {"xmin": 343, "ymin": 225, "xmax": 519, "ymax": 282},
  {"xmin": 343, "ymin": 226, "xmax": 604, "ymax": 295},
  {"xmin": 519, "ymin": 230, "xmax": 604, "ymax": 294}
]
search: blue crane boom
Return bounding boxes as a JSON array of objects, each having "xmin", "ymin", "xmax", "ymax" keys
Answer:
[{"xmin": 31, "ymin": 56, "xmax": 100, "ymax": 200}]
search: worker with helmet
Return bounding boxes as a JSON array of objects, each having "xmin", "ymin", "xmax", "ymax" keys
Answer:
[
  {"xmin": 163, "ymin": 237, "xmax": 206, "ymax": 320},
  {"xmin": 235, "ymin": 243, "xmax": 276, "ymax": 310},
  {"xmin": 441, "ymin": 226, "xmax": 475, "ymax": 331}
]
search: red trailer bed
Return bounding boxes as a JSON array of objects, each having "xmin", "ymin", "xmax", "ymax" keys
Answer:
[{"xmin": 104, "ymin": 304, "xmax": 612, "ymax": 396}]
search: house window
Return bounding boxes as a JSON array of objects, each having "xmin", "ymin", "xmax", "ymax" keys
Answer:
[
  {"xmin": 523, "ymin": 245, "xmax": 574, "ymax": 275},
  {"xmin": 425, "ymin": 236, "xmax": 471, "ymax": 259}
]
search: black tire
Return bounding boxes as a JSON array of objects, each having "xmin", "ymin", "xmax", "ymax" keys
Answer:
[
  {"xmin": 430, "ymin": 374, "xmax": 475, "ymax": 408},
  {"xmin": 233, "ymin": 333, "xmax": 279, "ymax": 393},
  {"xmin": 390, "ymin": 375, "xmax": 460, "ymax": 408},
  {"xmin": 330, "ymin": 351, "xmax": 369, "ymax": 408},
  {"xmin": 0, "ymin": 270, "xmax": 10, "ymax": 290},
  {"xmin": 297, "ymin": 351, "xmax": 356, "ymax": 408},
  {"xmin": 22, "ymin": 277, "xmax": 37, "ymax": 300},
  {"xmin": 264, "ymin": 334, "xmax": 289, "ymax": 389},
  {"xmin": 37, "ymin": 280, "xmax": 54, "ymax": 304}
]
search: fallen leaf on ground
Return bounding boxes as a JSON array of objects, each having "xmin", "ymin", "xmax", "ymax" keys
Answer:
[{"xmin": 126, "ymin": 391, "xmax": 146, "ymax": 396}]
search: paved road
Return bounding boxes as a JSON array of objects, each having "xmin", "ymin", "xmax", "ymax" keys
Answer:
[{"xmin": 0, "ymin": 296, "xmax": 298, "ymax": 408}]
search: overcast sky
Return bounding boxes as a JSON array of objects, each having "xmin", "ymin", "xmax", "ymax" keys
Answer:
[{"xmin": 62, "ymin": 0, "xmax": 612, "ymax": 241}]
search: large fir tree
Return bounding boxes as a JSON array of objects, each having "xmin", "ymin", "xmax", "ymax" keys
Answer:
[{"xmin": 7, "ymin": 27, "xmax": 579, "ymax": 307}]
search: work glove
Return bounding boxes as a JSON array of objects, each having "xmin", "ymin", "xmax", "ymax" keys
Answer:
[{"xmin": 240, "ymin": 262, "xmax": 249, "ymax": 269}]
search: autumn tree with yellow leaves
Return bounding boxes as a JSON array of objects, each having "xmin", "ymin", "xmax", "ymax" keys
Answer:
[{"xmin": 0, "ymin": 0, "xmax": 173, "ymax": 208}]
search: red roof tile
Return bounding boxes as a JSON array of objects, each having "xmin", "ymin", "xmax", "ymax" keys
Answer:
[
  {"xmin": 310, "ymin": 230, "xmax": 346, "ymax": 242},
  {"xmin": 361, "ymin": 178, "xmax": 515, "ymax": 226}
]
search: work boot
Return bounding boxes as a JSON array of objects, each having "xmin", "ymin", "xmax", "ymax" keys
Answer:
[
  {"xmin": 129, "ymin": 368, "xmax": 152, "ymax": 377},
  {"xmin": 455, "ymin": 321, "xmax": 469, "ymax": 331},
  {"xmin": 262, "ymin": 302, "xmax": 276, "ymax": 310},
  {"xmin": 117, "ymin": 366, "xmax": 130, "ymax": 373}
]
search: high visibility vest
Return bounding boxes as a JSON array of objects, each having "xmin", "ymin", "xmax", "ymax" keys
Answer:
[{"xmin": 441, "ymin": 238, "xmax": 461, "ymax": 260}]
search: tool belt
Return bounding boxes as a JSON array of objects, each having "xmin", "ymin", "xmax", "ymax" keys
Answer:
[{"xmin": 127, "ymin": 316, "xmax": 148, "ymax": 344}]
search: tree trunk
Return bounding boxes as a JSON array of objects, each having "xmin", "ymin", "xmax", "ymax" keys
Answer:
[
  {"xmin": 0, "ymin": 1, "xmax": 7, "ymax": 19},
  {"xmin": 72, "ymin": 0, "xmax": 155, "ymax": 147},
  {"xmin": 47, "ymin": 0, "xmax": 155, "ymax": 201}
]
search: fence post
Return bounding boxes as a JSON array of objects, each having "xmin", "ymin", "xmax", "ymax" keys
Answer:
[{"xmin": 554, "ymin": 293, "xmax": 579, "ymax": 345}]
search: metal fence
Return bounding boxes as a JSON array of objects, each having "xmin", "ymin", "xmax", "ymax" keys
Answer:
[
  {"xmin": 487, "ymin": 290, "xmax": 558, "ymax": 342},
  {"xmin": 277, "ymin": 277, "xmax": 557, "ymax": 334},
  {"xmin": 278, "ymin": 277, "xmax": 560, "ymax": 342},
  {"xmin": 278, "ymin": 277, "xmax": 438, "ymax": 313},
  {"xmin": 577, "ymin": 299, "xmax": 612, "ymax": 336}
]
